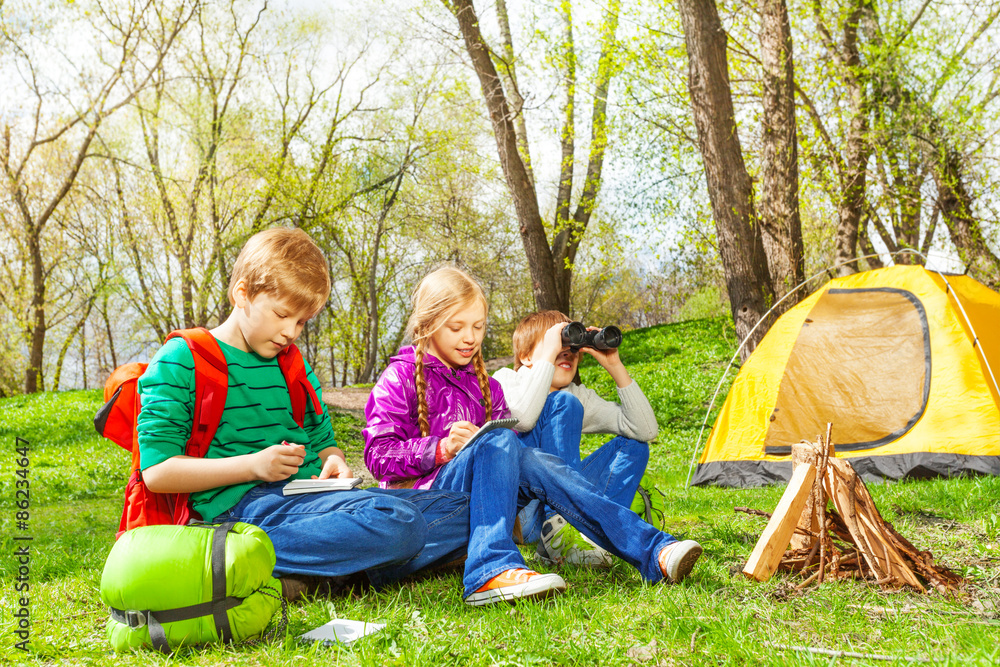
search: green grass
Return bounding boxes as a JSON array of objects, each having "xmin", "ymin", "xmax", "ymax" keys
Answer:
[{"xmin": 2, "ymin": 318, "xmax": 999, "ymax": 665}]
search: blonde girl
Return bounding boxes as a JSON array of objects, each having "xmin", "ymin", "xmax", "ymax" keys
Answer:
[{"xmin": 364, "ymin": 266, "xmax": 702, "ymax": 605}]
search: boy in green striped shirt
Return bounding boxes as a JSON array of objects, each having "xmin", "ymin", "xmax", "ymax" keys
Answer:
[{"xmin": 138, "ymin": 228, "xmax": 469, "ymax": 597}]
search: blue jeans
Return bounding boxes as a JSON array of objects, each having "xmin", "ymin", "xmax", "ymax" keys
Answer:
[
  {"xmin": 432, "ymin": 432, "xmax": 528, "ymax": 597},
  {"xmin": 432, "ymin": 429, "xmax": 675, "ymax": 596},
  {"xmin": 518, "ymin": 391, "xmax": 650, "ymax": 541},
  {"xmin": 220, "ymin": 484, "xmax": 469, "ymax": 588}
]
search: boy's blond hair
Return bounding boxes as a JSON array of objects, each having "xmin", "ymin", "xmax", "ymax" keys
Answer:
[
  {"xmin": 512, "ymin": 310, "xmax": 571, "ymax": 370},
  {"xmin": 228, "ymin": 227, "xmax": 330, "ymax": 314},
  {"xmin": 406, "ymin": 265, "xmax": 493, "ymax": 437}
]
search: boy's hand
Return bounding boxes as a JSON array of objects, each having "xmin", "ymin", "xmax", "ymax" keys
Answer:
[
  {"xmin": 534, "ymin": 322, "xmax": 569, "ymax": 365},
  {"xmin": 439, "ymin": 421, "xmax": 478, "ymax": 459},
  {"xmin": 580, "ymin": 343, "xmax": 623, "ymax": 368},
  {"xmin": 316, "ymin": 454, "xmax": 353, "ymax": 480},
  {"xmin": 580, "ymin": 329, "xmax": 632, "ymax": 388},
  {"xmin": 252, "ymin": 442, "xmax": 306, "ymax": 482}
]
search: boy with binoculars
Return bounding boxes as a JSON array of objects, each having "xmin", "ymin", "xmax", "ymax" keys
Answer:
[{"xmin": 493, "ymin": 310, "xmax": 659, "ymax": 567}]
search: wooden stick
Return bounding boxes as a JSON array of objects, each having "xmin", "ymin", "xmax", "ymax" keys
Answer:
[
  {"xmin": 742, "ymin": 463, "xmax": 818, "ymax": 582},
  {"xmin": 790, "ymin": 440, "xmax": 819, "ymax": 550},
  {"xmin": 763, "ymin": 642, "xmax": 931, "ymax": 663}
]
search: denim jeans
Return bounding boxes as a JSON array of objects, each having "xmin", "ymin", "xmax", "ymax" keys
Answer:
[
  {"xmin": 516, "ymin": 445, "xmax": 674, "ymax": 583},
  {"xmin": 431, "ymin": 431, "xmax": 528, "ymax": 597},
  {"xmin": 518, "ymin": 390, "xmax": 650, "ymax": 542},
  {"xmin": 433, "ymin": 428, "xmax": 675, "ymax": 596},
  {"xmin": 220, "ymin": 483, "xmax": 470, "ymax": 588}
]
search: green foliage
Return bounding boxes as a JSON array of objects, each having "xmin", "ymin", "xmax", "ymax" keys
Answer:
[
  {"xmin": 2, "ymin": 322, "xmax": 999, "ymax": 665},
  {"xmin": 677, "ymin": 285, "xmax": 729, "ymax": 322}
]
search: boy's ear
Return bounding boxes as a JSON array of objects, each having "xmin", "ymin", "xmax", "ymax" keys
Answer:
[
  {"xmin": 232, "ymin": 279, "xmax": 249, "ymax": 308},
  {"xmin": 518, "ymin": 353, "xmax": 533, "ymax": 368}
]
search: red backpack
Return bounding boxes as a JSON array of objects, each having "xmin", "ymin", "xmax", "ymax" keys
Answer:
[{"xmin": 94, "ymin": 328, "xmax": 323, "ymax": 539}]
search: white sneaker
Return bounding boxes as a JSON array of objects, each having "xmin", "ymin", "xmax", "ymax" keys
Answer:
[
  {"xmin": 658, "ymin": 540, "xmax": 702, "ymax": 583},
  {"xmin": 536, "ymin": 515, "xmax": 612, "ymax": 567}
]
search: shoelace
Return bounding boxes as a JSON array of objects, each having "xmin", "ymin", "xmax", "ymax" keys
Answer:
[{"xmin": 499, "ymin": 568, "xmax": 535, "ymax": 584}]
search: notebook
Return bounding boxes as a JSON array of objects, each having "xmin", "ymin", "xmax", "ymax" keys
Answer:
[
  {"xmin": 282, "ymin": 477, "xmax": 363, "ymax": 496},
  {"xmin": 457, "ymin": 417, "xmax": 518, "ymax": 451}
]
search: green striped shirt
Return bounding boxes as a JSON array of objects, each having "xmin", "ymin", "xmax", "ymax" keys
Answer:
[{"xmin": 137, "ymin": 336, "xmax": 335, "ymax": 521}]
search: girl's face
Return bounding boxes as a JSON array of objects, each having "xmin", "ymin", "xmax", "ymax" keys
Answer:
[{"xmin": 426, "ymin": 300, "xmax": 487, "ymax": 368}]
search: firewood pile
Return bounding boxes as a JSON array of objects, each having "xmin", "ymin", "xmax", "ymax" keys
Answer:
[{"xmin": 740, "ymin": 425, "xmax": 964, "ymax": 594}]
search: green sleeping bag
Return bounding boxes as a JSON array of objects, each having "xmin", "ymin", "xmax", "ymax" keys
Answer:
[{"xmin": 100, "ymin": 521, "xmax": 283, "ymax": 653}]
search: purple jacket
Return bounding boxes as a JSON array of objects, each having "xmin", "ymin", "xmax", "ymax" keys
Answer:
[{"xmin": 363, "ymin": 346, "xmax": 511, "ymax": 489}]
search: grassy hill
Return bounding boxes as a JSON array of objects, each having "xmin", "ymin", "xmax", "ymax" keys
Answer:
[{"xmin": 1, "ymin": 317, "xmax": 998, "ymax": 665}]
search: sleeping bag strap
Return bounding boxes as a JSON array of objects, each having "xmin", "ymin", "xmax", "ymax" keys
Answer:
[
  {"xmin": 210, "ymin": 521, "xmax": 236, "ymax": 644},
  {"xmin": 109, "ymin": 596, "xmax": 244, "ymax": 654}
]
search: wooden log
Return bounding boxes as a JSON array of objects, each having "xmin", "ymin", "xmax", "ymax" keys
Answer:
[
  {"xmin": 790, "ymin": 441, "xmax": 820, "ymax": 550},
  {"xmin": 743, "ymin": 463, "xmax": 817, "ymax": 582}
]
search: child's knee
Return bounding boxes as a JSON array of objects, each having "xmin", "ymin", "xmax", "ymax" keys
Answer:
[
  {"xmin": 627, "ymin": 439, "xmax": 651, "ymax": 467},
  {"xmin": 478, "ymin": 429, "xmax": 523, "ymax": 459},
  {"xmin": 376, "ymin": 496, "xmax": 429, "ymax": 559},
  {"xmin": 545, "ymin": 390, "xmax": 583, "ymax": 415}
]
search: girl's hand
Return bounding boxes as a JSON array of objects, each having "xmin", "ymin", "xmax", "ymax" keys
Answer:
[
  {"xmin": 316, "ymin": 453, "xmax": 353, "ymax": 480},
  {"xmin": 252, "ymin": 442, "xmax": 306, "ymax": 482},
  {"xmin": 439, "ymin": 420, "xmax": 478, "ymax": 459}
]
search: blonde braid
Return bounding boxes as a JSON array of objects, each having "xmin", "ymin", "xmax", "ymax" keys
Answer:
[
  {"xmin": 414, "ymin": 339, "xmax": 431, "ymax": 437},
  {"xmin": 473, "ymin": 350, "xmax": 493, "ymax": 419}
]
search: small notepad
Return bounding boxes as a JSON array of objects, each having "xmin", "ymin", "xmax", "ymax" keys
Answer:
[
  {"xmin": 457, "ymin": 417, "xmax": 518, "ymax": 451},
  {"xmin": 282, "ymin": 478, "xmax": 362, "ymax": 496}
]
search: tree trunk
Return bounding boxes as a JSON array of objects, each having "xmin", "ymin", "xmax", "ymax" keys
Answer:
[
  {"xmin": 26, "ymin": 232, "xmax": 46, "ymax": 394},
  {"xmin": 552, "ymin": 0, "xmax": 620, "ymax": 315},
  {"xmin": 80, "ymin": 322, "xmax": 88, "ymax": 390},
  {"xmin": 495, "ymin": 0, "xmax": 534, "ymax": 187},
  {"xmin": 758, "ymin": 0, "xmax": 804, "ymax": 304},
  {"xmin": 858, "ymin": 219, "xmax": 885, "ymax": 269},
  {"xmin": 52, "ymin": 298, "xmax": 94, "ymax": 391},
  {"xmin": 101, "ymin": 292, "xmax": 118, "ymax": 370},
  {"xmin": 678, "ymin": 0, "xmax": 775, "ymax": 358},
  {"xmin": 933, "ymin": 149, "xmax": 1000, "ymax": 288},
  {"xmin": 447, "ymin": 0, "xmax": 561, "ymax": 311},
  {"xmin": 830, "ymin": 2, "xmax": 870, "ymax": 276}
]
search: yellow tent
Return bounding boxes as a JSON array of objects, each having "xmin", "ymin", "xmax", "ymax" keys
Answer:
[{"xmin": 692, "ymin": 265, "xmax": 1000, "ymax": 487}]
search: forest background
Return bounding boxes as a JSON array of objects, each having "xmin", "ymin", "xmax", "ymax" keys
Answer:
[{"xmin": 2, "ymin": 0, "xmax": 999, "ymax": 396}]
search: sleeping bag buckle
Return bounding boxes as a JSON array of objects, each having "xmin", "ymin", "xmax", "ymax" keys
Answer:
[{"xmin": 124, "ymin": 610, "xmax": 147, "ymax": 629}]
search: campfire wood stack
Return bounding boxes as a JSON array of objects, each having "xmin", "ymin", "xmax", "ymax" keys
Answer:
[{"xmin": 740, "ymin": 425, "xmax": 964, "ymax": 594}]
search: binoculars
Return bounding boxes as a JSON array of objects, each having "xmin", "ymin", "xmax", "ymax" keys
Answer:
[{"xmin": 560, "ymin": 322, "xmax": 622, "ymax": 351}]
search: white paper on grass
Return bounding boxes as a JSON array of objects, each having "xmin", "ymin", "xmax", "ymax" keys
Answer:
[{"xmin": 299, "ymin": 618, "xmax": 385, "ymax": 645}]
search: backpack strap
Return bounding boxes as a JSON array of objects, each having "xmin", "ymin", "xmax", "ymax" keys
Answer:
[
  {"xmin": 277, "ymin": 343, "xmax": 323, "ymax": 429},
  {"xmin": 166, "ymin": 328, "xmax": 229, "ymax": 459}
]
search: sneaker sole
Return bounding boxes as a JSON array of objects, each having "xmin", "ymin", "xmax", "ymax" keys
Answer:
[
  {"xmin": 464, "ymin": 574, "xmax": 567, "ymax": 606},
  {"xmin": 663, "ymin": 541, "xmax": 703, "ymax": 583},
  {"xmin": 564, "ymin": 551, "xmax": 613, "ymax": 567}
]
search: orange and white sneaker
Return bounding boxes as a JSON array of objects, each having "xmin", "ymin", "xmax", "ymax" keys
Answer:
[
  {"xmin": 658, "ymin": 540, "xmax": 702, "ymax": 584},
  {"xmin": 464, "ymin": 568, "xmax": 567, "ymax": 606}
]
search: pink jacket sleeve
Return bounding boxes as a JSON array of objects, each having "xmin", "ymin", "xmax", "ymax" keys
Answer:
[{"xmin": 363, "ymin": 362, "xmax": 440, "ymax": 484}]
